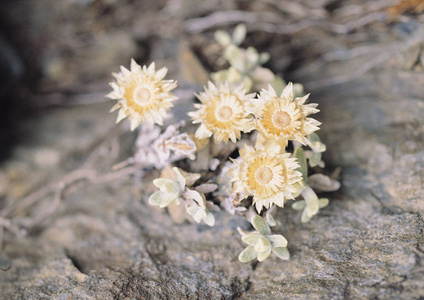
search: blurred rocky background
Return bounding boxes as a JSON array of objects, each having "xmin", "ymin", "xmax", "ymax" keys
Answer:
[{"xmin": 0, "ymin": 0, "xmax": 423, "ymax": 298}]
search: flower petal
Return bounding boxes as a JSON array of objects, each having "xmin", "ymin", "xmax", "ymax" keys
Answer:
[{"xmin": 281, "ymin": 82, "xmax": 293, "ymax": 100}]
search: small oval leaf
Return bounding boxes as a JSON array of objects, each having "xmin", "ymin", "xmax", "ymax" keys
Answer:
[
  {"xmin": 267, "ymin": 234, "xmax": 288, "ymax": 248},
  {"xmin": 319, "ymin": 198, "xmax": 330, "ymax": 208},
  {"xmin": 251, "ymin": 215, "xmax": 271, "ymax": 235},
  {"xmin": 232, "ymin": 24, "xmax": 247, "ymax": 45},
  {"xmin": 272, "ymin": 247, "xmax": 290, "ymax": 260},
  {"xmin": 294, "ymin": 147, "xmax": 308, "ymax": 183},
  {"xmin": 309, "ymin": 152, "xmax": 322, "ymax": 167},
  {"xmin": 241, "ymin": 233, "xmax": 261, "ymax": 245},
  {"xmin": 292, "ymin": 200, "xmax": 306, "ymax": 211},
  {"xmin": 257, "ymin": 247, "xmax": 272, "ymax": 262},
  {"xmin": 239, "ymin": 246, "xmax": 258, "ymax": 263}
]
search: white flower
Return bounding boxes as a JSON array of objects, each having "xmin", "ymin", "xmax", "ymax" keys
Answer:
[
  {"xmin": 188, "ymin": 81, "xmax": 254, "ymax": 144},
  {"xmin": 250, "ymin": 83, "xmax": 320, "ymax": 146},
  {"xmin": 108, "ymin": 59, "xmax": 177, "ymax": 130},
  {"xmin": 231, "ymin": 144, "xmax": 302, "ymax": 213}
]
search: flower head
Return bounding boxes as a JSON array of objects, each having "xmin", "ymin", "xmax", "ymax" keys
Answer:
[
  {"xmin": 188, "ymin": 81, "xmax": 254, "ymax": 144},
  {"xmin": 107, "ymin": 59, "xmax": 177, "ymax": 130},
  {"xmin": 231, "ymin": 144, "xmax": 302, "ymax": 213},
  {"xmin": 250, "ymin": 83, "xmax": 320, "ymax": 146}
]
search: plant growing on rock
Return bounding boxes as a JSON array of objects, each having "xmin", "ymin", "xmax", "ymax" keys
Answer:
[
  {"xmin": 238, "ymin": 215, "xmax": 290, "ymax": 262},
  {"xmin": 108, "ymin": 24, "xmax": 340, "ymax": 263}
]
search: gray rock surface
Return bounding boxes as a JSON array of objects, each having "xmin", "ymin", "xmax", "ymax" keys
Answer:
[{"xmin": 1, "ymin": 1, "xmax": 424, "ymax": 299}]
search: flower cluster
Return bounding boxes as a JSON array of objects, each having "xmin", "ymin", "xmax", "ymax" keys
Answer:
[{"xmin": 107, "ymin": 24, "xmax": 339, "ymax": 263}]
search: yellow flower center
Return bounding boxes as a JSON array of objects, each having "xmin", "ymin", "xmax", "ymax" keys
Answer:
[
  {"xmin": 215, "ymin": 105, "xmax": 233, "ymax": 122},
  {"xmin": 133, "ymin": 87, "xmax": 151, "ymax": 106},
  {"xmin": 255, "ymin": 166, "xmax": 273, "ymax": 185},
  {"xmin": 272, "ymin": 111, "xmax": 291, "ymax": 129}
]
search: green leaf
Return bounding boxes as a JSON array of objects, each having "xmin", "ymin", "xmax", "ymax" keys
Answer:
[
  {"xmin": 251, "ymin": 215, "xmax": 271, "ymax": 235},
  {"xmin": 211, "ymin": 69, "xmax": 229, "ymax": 84},
  {"xmin": 310, "ymin": 141, "xmax": 326, "ymax": 153},
  {"xmin": 148, "ymin": 191, "xmax": 163, "ymax": 206},
  {"xmin": 309, "ymin": 152, "xmax": 322, "ymax": 167},
  {"xmin": 246, "ymin": 47, "xmax": 259, "ymax": 64},
  {"xmin": 257, "ymin": 247, "xmax": 272, "ymax": 262},
  {"xmin": 173, "ymin": 167, "xmax": 187, "ymax": 190},
  {"xmin": 302, "ymin": 186, "xmax": 319, "ymax": 217},
  {"xmin": 195, "ymin": 183, "xmax": 218, "ymax": 194},
  {"xmin": 187, "ymin": 206, "xmax": 206, "ymax": 223},
  {"xmin": 225, "ymin": 45, "xmax": 245, "ymax": 71},
  {"xmin": 232, "ymin": 24, "xmax": 247, "ymax": 45},
  {"xmin": 305, "ymin": 205, "xmax": 318, "ymax": 218},
  {"xmin": 258, "ymin": 52, "xmax": 270, "ymax": 65},
  {"xmin": 249, "ymin": 67, "xmax": 274, "ymax": 84},
  {"xmin": 238, "ymin": 246, "xmax": 258, "ymax": 263},
  {"xmin": 291, "ymin": 181, "xmax": 306, "ymax": 198},
  {"xmin": 308, "ymin": 133, "xmax": 327, "ymax": 154},
  {"xmin": 153, "ymin": 178, "xmax": 173, "ymax": 189},
  {"xmin": 241, "ymin": 233, "xmax": 261, "ymax": 245},
  {"xmin": 153, "ymin": 178, "xmax": 180, "ymax": 195},
  {"xmin": 308, "ymin": 132, "xmax": 321, "ymax": 143},
  {"xmin": 292, "ymin": 200, "xmax": 306, "ymax": 211},
  {"xmin": 267, "ymin": 234, "xmax": 288, "ymax": 248},
  {"xmin": 159, "ymin": 193, "xmax": 178, "ymax": 208},
  {"xmin": 184, "ymin": 189, "xmax": 206, "ymax": 208},
  {"xmin": 293, "ymin": 83, "xmax": 304, "ymax": 97},
  {"xmin": 265, "ymin": 212, "xmax": 277, "ymax": 227},
  {"xmin": 214, "ymin": 30, "xmax": 231, "ymax": 46},
  {"xmin": 272, "ymin": 247, "xmax": 290, "ymax": 260},
  {"xmin": 308, "ymin": 174, "xmax": 341, "ymax": 192},
  {"xmin": 294, "ymin": 147, "xmax": 307, "ymax": 183},
  {"xmin": 254, "ymin": 237, "xmax": 271, "ymax": 253},
  {"xmin": 301, "ymin": 208, "xmax": 312, "ymax": 223},
  {"xmin": 203, "ymin": 212, "xmax": 215, "ymax": 226},
  {"xmin": 319, "ymin": 198, "xmax": 329, "ymax": 209}
]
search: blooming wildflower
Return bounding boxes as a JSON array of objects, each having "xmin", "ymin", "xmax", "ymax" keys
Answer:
[
  {"xmin": 107, "ymin": 59, "xmax": 177, "ymax": 130},
  {"xmin": 188, "ymin": 81, "xmax": 255, "ymax": 144},
  {"xmin": 250, "ymin": 83, "xmax": 321, "ymax": 146},
  {"xmin": 231, "ymin": 144, "xmax": 302, "ymax": 213}
]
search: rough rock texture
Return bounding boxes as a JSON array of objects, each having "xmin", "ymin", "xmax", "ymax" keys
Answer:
[{"xmin": 1, "ymin": 1, "xmax": 424, "ymax": 299}]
